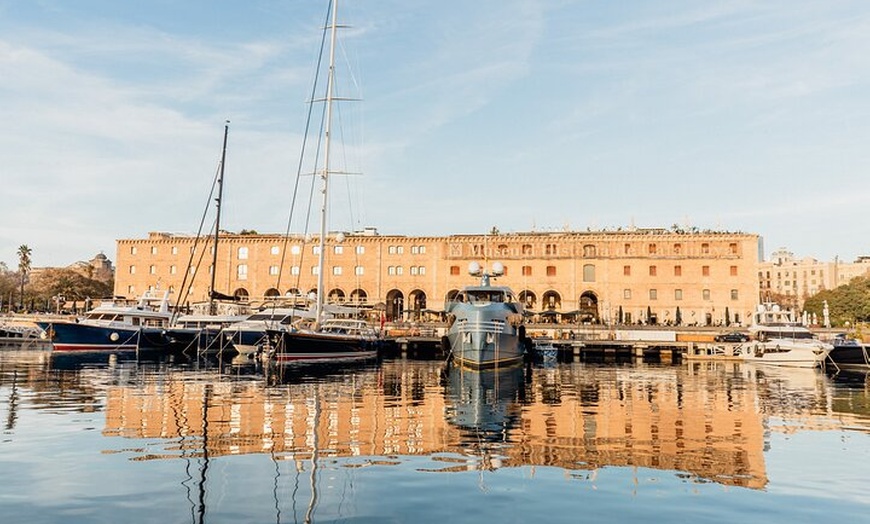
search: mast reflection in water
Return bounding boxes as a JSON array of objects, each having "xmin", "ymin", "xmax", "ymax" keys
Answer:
[{"xmin": 2, "ymin": 347, "xmax": 870, "ymax": 523}]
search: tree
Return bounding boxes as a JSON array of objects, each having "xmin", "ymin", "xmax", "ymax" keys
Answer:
[
  {"xmin": 28, "ymin": 268, "xmax": 113, "ymax": 311},
  {"xmin": 804, "ymin": 276, "xmax": 870, "ymax": 328},
  {"xmin": 17, "ymin": 245, "xmax": 32, "ymax": 311}
]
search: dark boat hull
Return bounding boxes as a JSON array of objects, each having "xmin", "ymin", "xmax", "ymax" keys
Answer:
[
  {"xmin": 266, "ymin": 329, "xmax": 380, "ymax": 364},
  {"xmin": 36, "ymin": 321, "xmax": 141, "ymax": 352},
  {"xmin": 828, "ymin": 343, "xmax": 870, "ymax": 368}
]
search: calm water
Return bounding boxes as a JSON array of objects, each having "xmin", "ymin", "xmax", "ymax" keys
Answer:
[{"xmin": 1, "ymin": 344, "xmax": 869, "ymax": 523}]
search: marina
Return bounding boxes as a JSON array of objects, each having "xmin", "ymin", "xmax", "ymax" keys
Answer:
[{"xmin": 1, "ymin": 341, "xmax": 869, "ymax": 523}]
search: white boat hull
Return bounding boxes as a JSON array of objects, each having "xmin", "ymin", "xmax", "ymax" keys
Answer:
[{"xmin": 737, "ymin": 340, "xmax": 831, "ymax": 368}]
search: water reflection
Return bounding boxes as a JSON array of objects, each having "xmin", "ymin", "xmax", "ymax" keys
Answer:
[{"xmin": 4, "ymin": 347, "xmax": 870, "ymax": 510}]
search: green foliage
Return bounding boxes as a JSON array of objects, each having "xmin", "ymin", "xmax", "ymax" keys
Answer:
[
  {"xmin": 28, "ymin": 268, "xmax": 114, "ymax": 307},
  {"xmin": 804, "ymin": 276, "xmax": 870, "ymax": 327}
]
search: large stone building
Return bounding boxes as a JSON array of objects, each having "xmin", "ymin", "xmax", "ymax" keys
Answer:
[
  {"xmin": 758, "ymin": 248, "xmax": 870, "ymax": 309},
  {"xmin": 115, "ymin": 227, "xmax": 761, "ymax": 327}
]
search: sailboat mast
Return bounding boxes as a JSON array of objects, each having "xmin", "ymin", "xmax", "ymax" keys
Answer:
[
  {"xmin": 316, "ymin": 0, "xmax": 339, "ymax": 326},
  {"xmin": 209, "ymin": 121, "xmax": 229, "ymax": 316}
]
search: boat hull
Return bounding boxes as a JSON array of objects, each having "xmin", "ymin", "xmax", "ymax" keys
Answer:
[
  {"xmin": 737, "ymin": 340, "xmax": 831, "ymax": 368},
  {"xmin": 828, "ymin": 343, "xmax": 870, "ymax": 369},
  {"xmin": 266, "ymin": 329, "xmax": 380, "ymax": 364},
  {"xmin": 446, "ymin": 308, "xmax": 525, "ymax": 369},
  {"xmin": 36, "ymin": 321, "xmax": 141, "ymax": 352}
]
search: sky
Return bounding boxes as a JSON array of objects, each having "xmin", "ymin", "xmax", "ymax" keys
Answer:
[{"xmin": 1, "ymin": 0, "xmax": 868, "ymax": 269}]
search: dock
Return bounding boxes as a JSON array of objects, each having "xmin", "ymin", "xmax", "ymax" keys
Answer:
[{"xmin": 382, "ymin": 323, "xmax": 749, "ymax": 362}]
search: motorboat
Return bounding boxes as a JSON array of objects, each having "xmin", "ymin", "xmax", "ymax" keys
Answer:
[
  {"xmin": 35, "ymin": 290, "xmax": 173, "ymax": 352},
  {"xmin": 222, "ymin": 307, "xmax": 315, "ymax": 361},
  {"xmin": 444, "ymin": 262, "xmax": 527, "ymax": 369},
  {"xmin": 736, "ymin": 303, "xmax": 832, "ymax": 368},
  {"xmin": 828, "ymin": 334, "xmax": 870, "ymax": 369}
]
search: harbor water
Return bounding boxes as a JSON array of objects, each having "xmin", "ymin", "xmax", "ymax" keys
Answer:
[{"xmin": 1, "ymin": 344, "xmax": 869, "ymax": 523}]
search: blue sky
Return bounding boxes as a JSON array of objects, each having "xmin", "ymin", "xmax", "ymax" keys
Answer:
[{"xmin": 1, "ymin": 0, "xmax": 868, "ymax": 268}]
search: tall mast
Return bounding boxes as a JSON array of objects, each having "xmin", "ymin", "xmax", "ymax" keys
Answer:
[
  {"xmin": 209, "ymin": 121, "xmax": 229, "ymax": 316},
  {"xmin": 316, "ymin": 0, "xmax": 339, "ymax": 327}
]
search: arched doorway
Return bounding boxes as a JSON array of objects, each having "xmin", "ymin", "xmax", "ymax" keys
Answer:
[
  {"xmin": 328, "ymin": 288, "xmax": 345, "ymax": 303},
  {"xmin": 264, "ymin": 288, "xmax": 280, "ymax": 299},
  {"xmin": 542, "ymin": 290, "xmax": 561, "ymax": 311},
  {"xmin": 409, "ymin": 289, "xmax": 427, "ymax": 321},
  {"xmin": 386, "ymin": 289, "xmax": 404, "ymax": 322},
  {"xmin": 350, "ymin": 288, "xmax": 368, "ymax": 304},
  {"xmin": 518, "ymin": 290, "xmax": 537, "ymax": 311},
  {"xmin": 233, "ymin": 288, "xmax": 249, "ymax": 300},
  {"xmin": 578, "ymin": 291, "xmax": 599, "ymax": 323}
]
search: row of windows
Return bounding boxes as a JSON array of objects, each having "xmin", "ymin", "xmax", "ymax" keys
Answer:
[
  {"xmin": 469, "ymin": 242, "xmax": 740, "ymax": 257},
  {"xmin": 131, "ymin": 241, "xmax": 741, "ymax": 258},
  {"xmin": 623, "ymin": 289, "xmax": 740, "ymax": 301},
  {"xmin": 624, "ymin": 265, "xmax": 739, "ymax": 277}
]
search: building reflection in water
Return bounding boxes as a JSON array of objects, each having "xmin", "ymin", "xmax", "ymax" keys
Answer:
[{"xmin": 4, "ymin": 349, "xmax": 870, "ymax": 495}]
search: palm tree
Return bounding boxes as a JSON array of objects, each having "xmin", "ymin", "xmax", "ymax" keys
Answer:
[{"xmin": 17, "ymin": 245, "xmax": 31, "ymax": 311}]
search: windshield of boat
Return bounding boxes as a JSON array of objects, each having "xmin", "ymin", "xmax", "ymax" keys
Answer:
[{"xmin": 464, "ymin": 290, "xmax": 510, "ymax": 303}]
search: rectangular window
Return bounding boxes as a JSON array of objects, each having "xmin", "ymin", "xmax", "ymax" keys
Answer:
[
  {"xmin": 271, "ymin": 246, "xmax": 280, "ymax": 255},
  {"xmin": 411, "ymin": 246, "xmax": 419, "ymax": 254},
  {"xmin": 450, "ymin": 265, "xmax": 460, "ymax": 275},
  {"xmin": 545, "ymin": 243, "xmax": 557, "ymax": 255},
  {"xmin": 149, "ymin": 265, "xmax": 156, "ymax": 275},
  {"xmin": 648, "ymin": 243, "xmax": 657, "ymax": 254},
  {"xmin": 674, "ymin": 265, "xmax": 682, "ymax": 277},
  {"xmin": 151, "ymin": 246, "xmax": 157, "ymax": 255},
  {"xmin": 522, "ymin": 266, "xmax": 532, "ymax": 276},
  {"xmin": 312, "ymin": 246, "xmax": 321, "ymax": 255},
  {"xmin": 170, "ymin": 265, "xmax": 177, "ymax": 275},
  {"xmin": 291, "ymin": 266, "xmax": 300, "ymax": 276},
  {"xmin": 291, "ymin": 245, "xmax": 301, "ymax": 255},
  {"xmin": 702, "ymin": 266, "xmax": 710, "ymax": 277},
  {"xmin": 238, "ymin": 247, "xmax": 249, "ymax": 260},
  {"xmin": 269, "ymin": 265, "xmax": 279, "ymax": 276},
  {"xmin": 675, "ymin": 289, "xmax": 683, "ymax": 300},
  {"xmin": 388, "ymin": 266, "xmax": 396, "ymax": 276},
  {"xmin": 546, "ymin": 266, "xmax": 556, "ymax": 276},
  {"xmin": 237, "ymin": 264, "xmax": 248, "ymax": 280},
  {"xmin": 729, "ymin": 243, "xmax": 738, "ymax": 254},
  {"xmin": 673, "ymin": 243, "xmax": 682, "ymax": 254},
  {"xmin": 333, "ymin": 266, "xmax": 342, "ymax": 275},
  {"xmin": 623, "ymin": 265, "xmax": 631, "ymax": 276},
  {"xmin": 356, "ymin": 245, "xmax": 365, "ymax": 254},
  {"xmin": 731, "ymin": 289, "xmax": 739, "ymax": 300},
  {"xmin": 730, "ymin": 265, "xmax": 738, "ymax": 276},
  {"xmin": 703, "ymin": 289, "xmax": 711, "ymax": 300},
  {"xmin": 131, "ymin": 246, "xmax": 137, "ymax": 255},
  {"xmin": 624, "ymin": 243, "xmax": 631, "ymax": 255},
  {"xmin": 389, "ymin": 246, "xmax": 396, "ymax": 254},
  {"xmin": 623, "ymin": 289, "xmax": 631, "ymax": 299},
  {"xmin": 410, "ymin": 266, "xmax": 418, "ymax": 275},
  {"xmin": 334, "ymin": 246, "xmax": 343, "ymax": 255},
  {"xmin": 649, "ymin": 265, "xmax": 657, "ymax": 277},
  {"xmin": 171, "ymin": 246, "xmax": 178, "ymax": 255},
  {"xmin": 355, "ymin": 266, "xmax": 364, "ymax": 276},
  {"xmin": 649, "ymin": 289, "xmax": 657, "ymax": 300},
  {"xmin": 701, "ymin": 243, "xmax": 710, "ymax": 254},
  {"xmin": 129, "ymin": 265, "xmax": 136, "ymax": 274},
  {"xmin": 311, "ymin": 266, "xmax": 319, "ymax": 276},
  {"xmin": 396, "ymin": 266, "xmax": 404, "ymax": 275},
  {"xmin": 419, "ymin": 266, "xmax": 426, "ymax": 276},
  {"xmin": 418, "ymin": 246, "xmax": 426, "ymax": 254}
]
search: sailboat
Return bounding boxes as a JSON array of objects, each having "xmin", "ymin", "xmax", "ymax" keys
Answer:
[
  {"xmin": 159, "ymin": 122, "xmax": 251, "ymax": 358},
  {"xmin": 265, "ymin": 0, "xmax": 382, "ymax": 364}
]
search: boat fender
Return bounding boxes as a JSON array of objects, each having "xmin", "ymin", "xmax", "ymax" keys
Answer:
[{"xmin": 110, "ymin": 332, "xmax": 120, "ymax": 342}]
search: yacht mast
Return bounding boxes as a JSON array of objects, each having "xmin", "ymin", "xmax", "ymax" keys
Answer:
[
  {"xmin": 316, "ymin": 0, "xmax": 339, "ymax": 327},
  {"xmin": 209, "ymin": 121, "xmax": 229, "ymax": 316}
]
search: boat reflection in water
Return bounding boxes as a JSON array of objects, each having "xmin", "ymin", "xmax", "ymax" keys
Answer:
[
  {"xmin": 12, "ymin": 346, "xmax": 870, "ymax": 522},
  {"xmin": 441, "ymin": 363, "xmax": 526, "ymax": 470}
]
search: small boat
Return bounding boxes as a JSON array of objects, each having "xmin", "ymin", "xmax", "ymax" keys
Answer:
[
  {"xmin": 444, "ymin": 262, "xmax": 527, "ymax": 369},
  {"xmin": 828, "ymin": 334, "xmax": 870, "ymax": 369},
  {"xmin": 736, "ymin": 303, "xmax": 831, "ymax": 368},
  {"xmin": 35, "ymin": 290, "xmax": 173, "ymax": 352},
  {"xmin": 264, "ymin": 0, "xmax": 382, "ymax": 365},
  {"xmin": 530, "ymin": 337, "xmax": 558, "ymax": 363}
]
